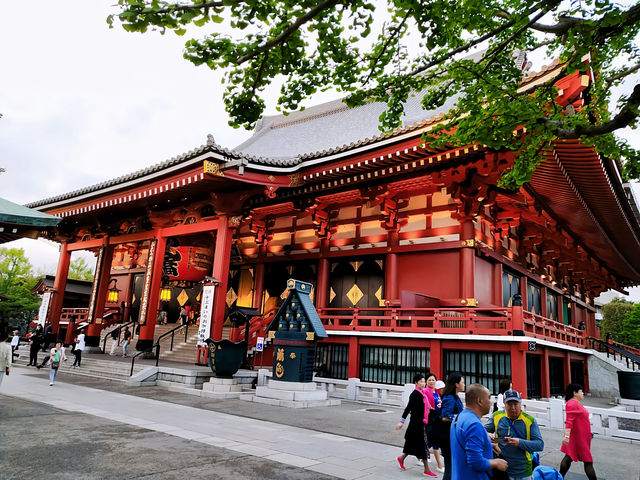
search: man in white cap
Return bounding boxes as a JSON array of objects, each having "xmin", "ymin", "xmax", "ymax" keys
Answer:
[{"xmin": 486, "ymin": 389, "xmax": 544, "ymax": 480}]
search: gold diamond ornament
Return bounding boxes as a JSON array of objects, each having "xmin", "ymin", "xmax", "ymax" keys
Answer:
[
  {"xmin": 346, "ymin": 284, "xmax": 364, "ymax": 306},
  {"xmin": 177, "ymin": 289, "xmax": 189, "ymax": 306},
  {"xmin": 226, "ymin": 288, "xmax": 238, "ymax": 307}
]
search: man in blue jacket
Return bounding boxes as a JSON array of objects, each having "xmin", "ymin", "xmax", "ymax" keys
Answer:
[
  {"xmin": 451, "ymin": 383, "xmax": 508, "ymax": 480},
  {"xmin": 486, "ymin": 389, "xmax": 544, "ymax": 480}
]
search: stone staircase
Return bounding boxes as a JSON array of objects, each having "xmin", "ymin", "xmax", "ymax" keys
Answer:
[{"xmin": 11, "ymin": 345, "xmax": 148, "ymax": 383}]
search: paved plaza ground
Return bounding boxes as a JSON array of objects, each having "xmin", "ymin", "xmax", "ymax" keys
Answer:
[{"xmin": 1, "ymin": 367, "xmax": 639, "ymax": 479}]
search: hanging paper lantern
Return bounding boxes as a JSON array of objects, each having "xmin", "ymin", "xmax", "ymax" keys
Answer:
[{"xmin": 163, "ymin": 236, "xmax": 213, "ymax": 282}]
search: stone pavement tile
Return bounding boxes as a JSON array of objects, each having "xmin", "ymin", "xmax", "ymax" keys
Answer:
[
  {"xmin": 264, "ymin": 452, "xmax": 322, "ymax": 468},
  {"xmin": 144, "ymin": 422, "xmax": 184, "ymax": 433},
  {"xmin": 169, "ymin": 428, "xmax": 211, "ymax": 441},
  {"xmin": 278, "ymin": 442, "xmax": 347, "ymax": 460},
  {"xmin": 305, "ymin": 462, "xmax": 371, "ymax": 480},
  {"xmin": 319, "ymin": 456, "xmax": 387, "ymax": 471},
  {"xmin": 225, "ymin": 443, "xmax": 281, "ymax": 457},
  {"xmin": 197, "ymin": 435, "xmax": 243, "ymax": 448},
  {"xmin": 312, "ymin": 432, "xmax": 357, "ymax": 442}
]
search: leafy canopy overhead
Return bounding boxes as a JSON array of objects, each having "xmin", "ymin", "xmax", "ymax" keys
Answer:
[{"xmin": 109, "ymin": 0, "xmax": 640, "ymax": 188}]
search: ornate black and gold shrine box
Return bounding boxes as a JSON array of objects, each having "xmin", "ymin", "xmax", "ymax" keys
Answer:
[{"xmin": 267, "ymin": 278, "xmax": 327, "ymax": 383}]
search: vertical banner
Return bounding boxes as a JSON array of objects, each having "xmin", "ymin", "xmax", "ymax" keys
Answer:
[
  {"xmin": 198, "ymin": 284, "xmax": 216, "ymax": 346},
  {"xmin": 38, "ymin": 291, "xmax": 52, "ymax": 327},
  {"xmin": 86, "ymin": 247, "xmax": 104, "ymax": 323},
  {"xmin": 139, "ymin": 239, "xmax": 156, "ymax": 325}
]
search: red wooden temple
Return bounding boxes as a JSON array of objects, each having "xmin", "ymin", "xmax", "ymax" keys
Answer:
[{"xmin": 27, "ymin": 60, "xmax": 640, "ymax": 398}]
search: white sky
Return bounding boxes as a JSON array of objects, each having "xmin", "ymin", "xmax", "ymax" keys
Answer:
[{"xmin": 0, "ymin": 1, "xmax": 639, "ymax": 302}]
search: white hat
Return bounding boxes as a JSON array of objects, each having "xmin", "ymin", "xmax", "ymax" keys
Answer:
[{"xmin": 435, "ymin": 380, "xmax": 445, "ymax": 389}]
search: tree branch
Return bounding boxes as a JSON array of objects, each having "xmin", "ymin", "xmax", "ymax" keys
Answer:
[
  {"xmin": 410, "ymin": 0, "xmax": 552, "ymax": 77},
  {"xmin": 363, "ymin": 10, "xmax": 412, "ymax": 86},
  {"xmin": 237, "ymin": 0, "xmax": 341, "ymax": 65},
  {"xmin": 540, "ymin": 83, "xmax": 640, "ymax": 138}
]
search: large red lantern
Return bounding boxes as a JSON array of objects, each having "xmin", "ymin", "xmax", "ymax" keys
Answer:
[{"xmin": 163, "ymin": 236, "xmax": 213, "ymax": 282}]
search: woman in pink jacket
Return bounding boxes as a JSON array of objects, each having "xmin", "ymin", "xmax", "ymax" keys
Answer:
[{"xmin": 560, "ymin": 383, "xmax": 597, "ymax": 480}]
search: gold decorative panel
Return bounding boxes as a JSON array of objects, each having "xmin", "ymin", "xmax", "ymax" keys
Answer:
[
  {"xmin": 177, "ymin": 289, "xmax": 189, "ymax": 306},
  {"xmin": 375, "ymin": 286, "xmax": 385, "ymax": 307},
  {"xmin": 329, "ymin": 287, "xmax": 336, "ymax": 304},
  {"xmin": 350, "ymin": 261, "xmax": 363, "ymax": 272},
  {"xmin": 346, "ymin": 284, "xmax": 364, "ymax": 306},
  {"xmin": 226, "ymin": 288, "xmax": 238, "ymax": 307}
]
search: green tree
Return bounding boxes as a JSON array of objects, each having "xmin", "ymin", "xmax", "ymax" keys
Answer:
[
  {"xmin": 618, "ymin": 302, "xmax": 640, "ymax": 346},
  {"xmin": 109, "ymin": 1, "xmax": 640, "ymax": 188},
  {"xmin": 0, "ymin": 248, "xmax": 41, "ymax": 334},
  {"xmin": 68, "ymin": 257, "xmax": 95, "ymax": 282},
  {"xmin": 601, "ymin": 297, "xmax": 634, "ymax": 341}
]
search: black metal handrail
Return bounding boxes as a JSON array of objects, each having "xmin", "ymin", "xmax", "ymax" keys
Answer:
[
  {"xmin": 129, "ymin": 323, "xmax": 189, "ymax": 376},
  {"xmin": 587, "ymin": 337, "xmax": 640, "ymax": 371},
  {"xmin": 101, "ymin": 320, "xmax": 136, "ymax": 354}
]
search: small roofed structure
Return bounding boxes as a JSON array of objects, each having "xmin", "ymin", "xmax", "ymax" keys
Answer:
[{"xmin": 0, "ymin": 197, "xmax": 60, "ymax": 244}]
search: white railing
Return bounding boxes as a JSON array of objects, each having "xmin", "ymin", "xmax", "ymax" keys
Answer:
[
  {"xmin": 255, "ymin": 369, "xmax": 640, "ymax": 440},
  {"xmin": 498, "ymin": 397, "xmax": 640, "ymax": 441}
]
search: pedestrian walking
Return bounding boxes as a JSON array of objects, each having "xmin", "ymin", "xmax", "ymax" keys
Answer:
[
  {"xmin": 72, "ymin": 329, "xmax": 85, "ymax": 367},
  {"xmin": 486, "ymin": 389, "xmax": 544, "ymax": 480},
  {"xmin": 450, "ymin": 383, "xmax": 508, "ymax": 480},
  {"xmin": 10, "ymin": 330, "xmax": 20, "ymax": 361},
  {"xmin": 0, "ymin": 333, "xmax": 11, "ymax": 387},
  {"xmin": 43, "ymin": 323, "xmax": 53, "ymax": 350},
  {"xmin": 48, "ymin": 342, "xmax": 67, "ymax": 386},
  {"xmin": 559, "ymin": 383, "xmax": 597, "ymax": 480},
  {"xmin": 179, "ymin": 306, "xmax": 188, "ymax": 325},
  {"xmin": 439, "ymin": 372, "xmax": 466, "ymax": 480},
  {"xmin": 426, "ymin": 373, "xmax": 445, "ymax": 473},
  {"xmin": 109, "ymin": 329, "xmax": 119, "ymax": 356},
  {"xmin": 122, "ymin": 327, "xmax": 131, "ymax": 357},
  {"xmin": 28, "ymin": 325, "xmax": 44, "ymax": 366},
  {"xmin": 494, "ymin": 378, "xmax": 512, "ymax": 412},
  {"xmin": 395, "ymin": 373, "xmax": 437, "ymax": 477}
]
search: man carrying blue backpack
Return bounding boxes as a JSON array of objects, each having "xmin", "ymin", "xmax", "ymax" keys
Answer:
[{"xmin": 486, "ymin": 390, "xmax": 544, "ymax": 480}]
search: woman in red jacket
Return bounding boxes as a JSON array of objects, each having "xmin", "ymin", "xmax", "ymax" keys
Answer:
[{"xmin": 560, "ymin": 383, "xmax": 597, "ymax": 480}]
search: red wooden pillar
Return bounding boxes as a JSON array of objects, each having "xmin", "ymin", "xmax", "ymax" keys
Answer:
[
  {"xmin": 316, "ymin": 239, "xmax": 330, "ymax": 309},
  {"xmin": 493, "ymin": 262, "xmax": 503, "ymax": 306},
  {"xmin": 138, "ymin": 235, "xmax": 167, "ymax": 350},
  {"xmin": 510, "ymin": 342, "xmax": 527, "ymax": 398},
  {"xmin": 563, "ymin": 351, "xmax": 572, "ymax": 386},
  {"xmin": 460, "ymin": 220, "xmax": 475, "ymax": 304},
  {"xmin": 541, "ymin": 347, "xmax": 550, "ymax": 398},
  {"xmin": 385, "ymin": 231, "xmax": 399, "ymax": 302},
  {"xmin": 253, "ymin": 249, "xmax": 265, "ymax": 311},
  {"xmin": 348, "ymin": 336, "xmax": 360, "ymax": 378},
  {"xmin": 49, "ymin": 241, "xmax": 71, "ymax": 338},
  {"xmin": 430, "ymin": 339, "xmax": 442, "ymax": 380},
  {"xmin": 86, "ymin": 243, "xmax": 115, "ymax": 347},
  {"xmin": 540, "ymin": 287, "xmax": 548, "ymax": 318},
  {"xmin": 211, "ymin": 217, "xmax": 233, "ymax": 341}
]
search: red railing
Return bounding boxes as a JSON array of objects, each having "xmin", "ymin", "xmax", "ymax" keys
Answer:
[
  {"xmin": 60, "ymin": 308, "xmax": 89, "ymax": 324},
  {"xmin": 316, "ymin": 306, "xmax": 587, "ymax": 348},
  {"xmin": 317, "ymin": 307, "xmax": 513, "ymax": 335},
  {"xmin": 229, "ymin": 308, "xmax": 278, "ymax": 347},
  {"xmin": 522, "ymin": 310, "xmax": 586, "ymax": 347}
]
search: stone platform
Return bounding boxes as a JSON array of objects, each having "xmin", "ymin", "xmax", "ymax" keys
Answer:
[
  {"xmin": 240, "ymin": 379, "xmax": 341, "ymax": 408},
  {"xmin": 201, "ymin": 377, "xmax": 244, "ymax": 399}
]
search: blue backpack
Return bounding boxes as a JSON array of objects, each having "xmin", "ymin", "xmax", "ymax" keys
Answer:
[{"xmin": 533, "ymin": 466, "xmax": 562, "ymax": 480}]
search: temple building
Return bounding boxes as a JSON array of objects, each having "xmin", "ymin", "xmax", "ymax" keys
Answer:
[{"xmin": 27, "ymin": 60, "xmax": 640, "ymax": 398}]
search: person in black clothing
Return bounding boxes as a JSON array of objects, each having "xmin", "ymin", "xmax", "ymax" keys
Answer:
[
  {"xmin": 395, "ymin": 373, "xmax": 437, "ymax": 477},
  {"xmin": 28, "ymin": 326, "xmax": 44, "ymax": 366}
]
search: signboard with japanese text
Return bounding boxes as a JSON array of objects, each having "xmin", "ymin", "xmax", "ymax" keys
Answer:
[
  {"xmin": 198, "ymin": 284, "xmax": 215, "ymax": 346},
  {"xmin": 38, "ymin": 291, "xmax": 52, "ymax": 327}
]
